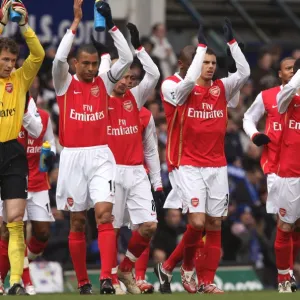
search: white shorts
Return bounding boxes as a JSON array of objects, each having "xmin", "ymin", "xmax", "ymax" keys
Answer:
[
  {"xmin": 266, "ymin": 173, "xmax": 279, "ymax": 214},
  {"xmin": 0, "ymin": 199, "xmax": 28, "ymax": 222},
  {"xmin": 176, "ymin": 165, "xmax": 229, "ymax": 216},
  {"xmin": 112, "ymin": 165, "xmax": 157, "ymax": 228},
  {"xmin": 268, "ymin": 176, "xmax": 300, "ymax": 224},
  {"xmin": 56, "ymin": 145, "xmax": 116, "ymax": 212},
  {"xmin": 163, "ymin": 170, "xmax": 182, "ymax": 210},
  {"xmin": 27, "ymin": 190, "xmax": 55, "ymax": 222}
]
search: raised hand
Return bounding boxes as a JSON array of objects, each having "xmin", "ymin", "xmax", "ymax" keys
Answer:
[
  {"xmin": 223, "ymin": 17, "xmax": 234, "ymax": 43},
  {"xmin": 96, "ymin": 1, "xmax": 114, "ymax": 30},
  {"xmin": 11, "ymin": 0, "xmax": 28, "ymax": 26},
  {"xmin": 197, "ymin": 24, "xmax": 208, "ymax": 46},
  {"xmin": 126, "ymin": 23, "xmax": 141, "ymax": 49},
  {"xmin": 0, "ymin": 0, "xmax": 11, "ymax": 26},
  {"xmin": 90, "ymin": 34, "xmax": 109, "ymax": 56},
  {"xmin": 73, "ymin": 0, "xmax": 83, "ymax": 22}
]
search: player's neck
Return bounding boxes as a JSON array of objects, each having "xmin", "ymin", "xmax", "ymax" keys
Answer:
[
  {"xmin": 112, "ymin": 91, "xmax": 124, "ymax": 98},
  {"xmin": 196, "ymin": 77, "xmax": 211, "ymax": 87}
]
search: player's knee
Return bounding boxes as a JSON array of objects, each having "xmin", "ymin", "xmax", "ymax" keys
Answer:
[
  {"xmin": 206, "ymin": 216, "xmax": 222, "ymax": 230},
  {"xmin": 140, "ymin": 222, "xmax": 157, "ymax": 238},
  {"xmin": 189, "ymin": 219, "xmax": 205, "ymax": 231},
  {"xmin": 34, "ymin": 231, "xmax": 50, "ymax": 243},
  {"xmin": 95, "ymin": 211, "xmax": 112, "ymax": 224},
  {"xmin": 71, "ymin": 217, "xmax": 86, "ymax": 232}
]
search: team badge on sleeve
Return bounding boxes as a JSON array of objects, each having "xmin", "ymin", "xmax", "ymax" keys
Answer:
[
  {"xmin": 191, "ymin": 197, "xmax": 199, "ymax": 207},
  {"xmin": 209, "ymin": 86, "xmax": 220, "ymax": 97},
  {"xmin": 123, "ymin": 100, "xmax": 133, "ymax": 112},
  {"xmin": 91, "ymin": 85, "xmax": 100, "ymax": 97},
  {"xmin": 5, "ymin": 83, "xmax": 13, "ymax": 93}
]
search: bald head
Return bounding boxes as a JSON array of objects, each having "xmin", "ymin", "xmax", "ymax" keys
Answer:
[{"xmin": 179, "ymin": 45, "xmax": 196, "ymax": 64}]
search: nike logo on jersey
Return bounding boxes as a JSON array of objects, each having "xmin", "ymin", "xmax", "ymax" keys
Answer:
[
  {"xmin": 194, "ymin": 92, "xmax": 202, "ymax": 96},
  {"xmin": 272, "ymin": 105, "xmax": 277, "ymax": 108},
  {"xmin": 294, "ymin": 104, "xmax": 300, "ymax": 108},
  {"xmin": 74, "ymin": 91, "xmax": 82, "ymax": 94},
  {"xmin": 108, "ymin": 107, "xmax": 114, "ymax": 110}
]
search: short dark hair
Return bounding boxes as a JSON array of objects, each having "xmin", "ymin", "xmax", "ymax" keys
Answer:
[
  {"xmin": 206, "ymin": 48, "xmax": 216, "ymax": 57},
  {"xmin": 0, "ymin": 37, "xmax": 19, "ymax": 56},
  {"xmin": 279, "ymin": 56, "xmax": 295, "ymax": 70},
  {"xmin": 76, "ymin": 44, "xmax": 98, "ymax": 59}
]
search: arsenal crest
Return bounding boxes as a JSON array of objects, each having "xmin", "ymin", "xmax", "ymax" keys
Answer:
[
  {"xmin": 91, "ymin": 85, "xmax": 100, "ymax": 97},
  {"xmin": 191, "ymin": 197, "xmax": 199, "ymax": 207},
  {"xmin": 123, "ymin": 100, "xmax": 133, "ymax": 112},
  {"xmin": 209, "ymin": 86, "xmax": 220, "ymax": 97},
  {"xmin": 5, "ymin": 83, "xmax": 13, "ymax": 93},
  {"xmin": 279, "ymin": 208, "xmax": 286, "ymax": 217},
  {"xmin": 67, "ymin": 197, "xmax": 74, "ymax": 207}
]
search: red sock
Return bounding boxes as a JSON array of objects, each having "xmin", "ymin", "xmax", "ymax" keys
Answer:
[
  {"xmin": 201, "ymin": 230, "xmax": 221, "ymax": 285},
  {"xmin": 0, "ymin": 239, "xmax": 10, "ymax": 281},
  {"xmin": 119, "ymin": 230, "xmax": 150, "ymax": 273},
  {"xmin": 194, "ymin": 239, "xmax": 205, "ymax": 284},
  {"xmin": 275, "ymin": 227, "xmax": 292, "ymax": 282},
  {"xmin": 22, "ymin": 248, "xmax": 33, "ymax": 287},
  {"xmin": 111, "ymin": 236, "xmax": 119, "ymax": 285},
  {"xmin": 135, "ymin": 245, "xmax": 150, "ymax": 281},
  {"xmin": 290, "ymin": 236, "xmax": 294, "ymax": 271},
  {"xmin": 182, "ymin": 225, "xmax": 203, "ymax": 271},
  {"xmin": 27, "ymin": 236, "xmax": 48, "ymax": 261},
  {"xmin": 292, "ymin": 231, "xmax": 300, "ymax": 265},
  {"xmin": 98, "ymin": 223, "xmax": 116, "ymax": 280},
  {"xmin": 162, "ymin": 238, "xmax": 184, "ymax": 272},
  {"xmin": 69, "ymin": 231, "xmax": 89, "ymax": 287}
]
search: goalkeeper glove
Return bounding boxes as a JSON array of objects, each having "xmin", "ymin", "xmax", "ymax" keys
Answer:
[
  {"xmin": 12, "ymin": 0, "xmax": 28, "ymax": 26},
  {"xmin": 0, "ymin": 0, "xmax": 11, "ymax": 26}
]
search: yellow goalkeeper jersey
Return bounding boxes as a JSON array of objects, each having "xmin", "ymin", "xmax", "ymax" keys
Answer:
[{"xmin": 0, "ymin": 26, "xmax": 45, "ymax": 142}]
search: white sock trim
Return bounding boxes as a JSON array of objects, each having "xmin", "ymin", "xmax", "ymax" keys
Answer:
[
  {"xmin": 23, "ymin": 257, "xmax": 29, "ymax": 268},
  {"xmin": 112, "ymin": 267, "xmax": 118, "ymax": 274},
  {"xmin": 278, "ymin": 268, "xmax": 290, "ymax": 275},
  {"xmin": 126, "ymin": 250, "xmax": 137, "ymax": 262}
]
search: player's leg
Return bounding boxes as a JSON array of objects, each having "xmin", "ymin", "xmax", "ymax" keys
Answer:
[
  {"xmin": 290, "ymin": 219, "xmax": 300, "ymax": 292},
  {"xmin": 2, "ymin": 172, "xmax": 27, "ymax": 295},
  {"xmin": 271, "ymin": 177, "xmax": 299, "ymax": 293},
  {"xmin": 89, "ymin": 147, "xmax": 116, "ymax": 294},
  {"xmin": 198, "ymin": 166, "xmax": 228, "ymax": 294},
  {"xmin": 117, "ymin": 167, "xmax": 156, "ymax": 294},
  {"xmin": 0, "ymin": 222, "xmax": 10, "ymax": 295},
  {"xmin": 56, "ymin": 148, "xmax": 91, "ymax": 294}
]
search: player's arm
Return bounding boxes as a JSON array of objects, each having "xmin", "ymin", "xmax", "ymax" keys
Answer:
[
  {"xmin": 227, "ymin": 72, "xmax": 240, "ymax": 108},
  {"xmin": 277, "ymin": 69, "xmax": 300, "ymax": 114},
  {"xmin": 44, "ymin": 117, "xmax": 56, "ymax": 155},
  {"xmin": 22, "ymin": 97, "xmax": 42, "ymax": 138},
  {"xmin": 12, "ymin": 1, "xmax": 45, "ymax": 91},
  {"xmin": 52, "ymin": 0, "xmax": 83, "ymax": 96},
  {"xmin": 98, "ymin": 2, "xmax": 133, "ymax": 95},
  {"xmin": 127, "ymin": 23, "xmax": 160, "ymax": 109},
  {"xmin": 0, "ymin": 0, "xmax": 12, "ymax": 35},
  {"xmin": 143, "ymin": 115, "xmax": 162, "ymax": 191},
  {"xmin": 220, "ymin": 19, "xmax": 250, "ymax": 106},
  {"xmin": 243, "ymin": 93, "xmax": 270, "ymax": 146},
  {"xmin": 176, "ymin": 25, "xmax": 207, "ymax": 106}
]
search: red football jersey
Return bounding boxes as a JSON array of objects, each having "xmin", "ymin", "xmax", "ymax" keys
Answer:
[
  {"xmin": 17, "ymin": 126, "xmax": 28, "ymax": 149},
  {"xmin": 179, "ymin": 80, "xmax": 228, "ymax": 167},
  {"xmin": 27, "ymin": 109, "xmax": 51, "ymax": 192},
  {"xmin": 277, "ymin": 95, "xmax": 300, "ymax": 177},
  {"xmin": 261, "ymin": 86, "xmax": 284, "ymax": 174},
  {"xmin": 57, "ymin": 76, "xmax": 108, "ymax": 147},
  {"xmin": 161, "ymin": 75, "xmax": 183, "ymax": 172},
  {"xmin": 107, "ymin": 90, "xmax": 143, "ymax": 165}
]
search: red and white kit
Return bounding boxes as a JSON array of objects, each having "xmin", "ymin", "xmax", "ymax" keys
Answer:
[
  {"xmin": 0, "ymin": 97, "xmax": 42, "ymax": 222},
  {"xmin": 53, "ymin": 27, "xmax": 133, "ymax": 212},
  {"xmin": 243, "ymin": 86, "xmax": 284, "ymax": 213},
  {"xmin": 268, "ymin": 70, "xmax": 300, "ymax": 223},
  {"xmin": 161, "ymin": 44, "xmax": 208, "ymax": 210},
  {"xmin": 26, "ymin": 109, "xmax": 56, "ymax": 222},
  {"xmin": 176, "ymin": 41, "xmax": 250, "ymax": 215},
  {"xmin": 107, "ymin": 47, "xmax": 160, "ymax": 228}
]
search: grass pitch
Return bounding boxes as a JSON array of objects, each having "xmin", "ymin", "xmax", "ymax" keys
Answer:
[{"xmin": 20, "ymin": 292, "xmax": 299, "ymax": 299}]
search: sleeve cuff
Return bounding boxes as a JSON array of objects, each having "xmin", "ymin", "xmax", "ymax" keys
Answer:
[
  {"xmin": 20, "ymin": 24, "xmax": 30, "ymax": 34},
  {"xmin": 228, "ymin": 39, "xmax": 237, "ymax": 45},
  {"xmin": 198, "ymin": 43, "xmax": 207, "ymax": 48},
  {"xmin": 155, "ymin": 187, "xmax": 163, "ymax": 192},
  {"xmin": 135, "ymin": 46, "xmax": 145, "ymax": 54},
  {"xmin": 109, "ymin": 26, "xmax": 118, "ymax": 33},
  {"xmin": 251, "ymin": 132, "xmax": 260, "ymax": 140}
]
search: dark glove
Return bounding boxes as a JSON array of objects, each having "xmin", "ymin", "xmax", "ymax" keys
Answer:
[
  {"xmin": 252, "ymin": 133, "xmax": 271, "ymax": 146},
  {"xmin": 197, "ymin": 24, "xmax": 208, "ymax": 45},
  {"xmin": 90, "ymin": 34, "xmax": 109, "ymax": 56},
  {"xmin": 227, "ymin": 42, "xmax": 244, "ymax": 73},
  {"xmin": 44, "ymin": 151, "xmax": 55, "ymax": 169},
  {"xmin": 126, "ymin": 22, "xmax": 141, "ymax": 49},
  {"xmin": 223, "ymin": 17, "xmax": 234, "ymax": 43},
  {"xmin": 153, "ymin": 189, "xmax": 166, "ymax": 212},
  {"xmin": 96, "ymin": 1, "xmax": 114, "ymax": 30}
]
